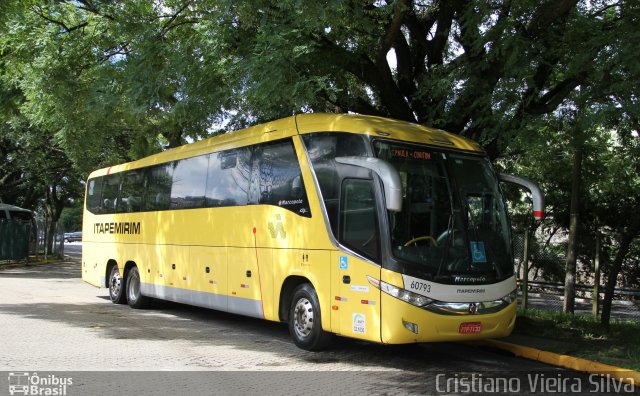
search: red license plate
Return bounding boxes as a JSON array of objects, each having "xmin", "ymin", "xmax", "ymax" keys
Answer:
[{"xmin": 459, "ymin": 322, "xmax": 482, "ymax": 334}]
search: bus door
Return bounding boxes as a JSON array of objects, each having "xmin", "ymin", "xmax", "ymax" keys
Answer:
[{"xmin": 332, "ymin": 178, "xmax": 382, "ymax": 342}]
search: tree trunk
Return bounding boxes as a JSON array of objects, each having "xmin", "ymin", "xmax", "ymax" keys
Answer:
[
  {"xmin": 46, "ymin": 218, "xmax": 57, "ymax": 255},
  {"xmin": 601, "ymin": 232, "xmax": 633, "ymax": 329},
  {"xmin": 44, "ymin": 185, "xmax": 66, "ymax": 255},
  {"xmin": 563, "ymin": 149, "xmax": 582, "ymax": 313}
]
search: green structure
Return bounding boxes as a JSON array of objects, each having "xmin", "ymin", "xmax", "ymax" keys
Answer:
[{"xmin": 0, "ymin": 204, "xmax": 35, "ymax": 261}]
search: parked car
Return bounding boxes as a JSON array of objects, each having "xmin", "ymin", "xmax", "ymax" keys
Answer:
[{"xmin": 65, "ymin": 231, "xmax": 82, "ymax": 243}]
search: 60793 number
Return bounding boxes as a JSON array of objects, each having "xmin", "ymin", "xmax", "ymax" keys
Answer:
[{"xmin": 409, "ymin": 281, "xmax": 431, "ymax": 293}]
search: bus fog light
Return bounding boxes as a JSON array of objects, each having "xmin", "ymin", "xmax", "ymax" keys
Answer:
[
  {"xmin": 410, "ymin": 294, "xmax": 432, "ymax": 307},
  {"xmin": 402, "ymin": 320, "xmax": 419, "ymax": 334}
]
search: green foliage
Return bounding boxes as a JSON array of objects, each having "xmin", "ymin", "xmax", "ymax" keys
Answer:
[
  {"xmin": 516, "ymin": 308, "xmax": 640, "ymax": 370},
  {"xmin": 0, "ymin": 1, "xmax": 638, "ymax": 287},
  {"xmin": 3, "ymin": 1, "xmax": 638, "ymax": 161},
  {"xmin": 59, "ymin": 204, "xmax": 83, "ymax": 233},
  {"xmin": 503, "ymin": 121, "xmax": 639, "ymax": 284}
]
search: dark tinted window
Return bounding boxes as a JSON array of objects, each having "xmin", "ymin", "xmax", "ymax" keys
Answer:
[
  {"xmin": 86, "ymin": 178, "xmax": 104, "ymax": 214},
  {"xmin": 340, "ymin": 179, "xmax": 379, "ymax": 260},
  {"xmin": 250, "ymin": 141, "xmax": 310, "ymax": 217},
  {"xmin": 205, "ymin": 148, "xmax": 251, "ymax": 207},
  {"xmin": 8, "ymin": 211, "xmax": 34, "ymax": 221},
  {"xmin": 118, "ymin": 170, "xmax": 145, "ymax": 213},
  {"xmin": 144, "ymin": 164, "xmax": 173, "ymax": 211},
  {"xmin": 101, "ymin": 174, "xmax": 122, "ymax": 214},
  {"xmin": 302, "ymin": 133, "xmax": 369, "ymax": 231},
  {"xmin": 85, "ymin": 138, "xmax": 310, "ymax": 217},
  {"xmin": 171, "ymin": 155, "xmax": 208, "ymax": 209}
]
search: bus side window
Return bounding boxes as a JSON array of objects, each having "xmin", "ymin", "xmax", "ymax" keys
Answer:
[
  {"xmin": 171, "ymin": 155, "xmax": 208, "ymax": 209},
  {"xmin": 251, "ymin": 140, "xmax": 311, "ymax": 217},
  {"xmin": 144, "ymin": 164, "xmax": 174, "ymax": 211},
  {"xmin": 101, "ymin": 174, "xmax": 122, "ymax": 214},
  {"xmin": 339, "ymin": 179, "xmax": 380, "ymax": 261},
  {"xmin": 119, "ymin": 170, "xmax": 144, "ymax": 213},
  {"xmin": 205, "ymin": 148, "xmax": 251, "ymax": 207},
  {"xmin": 86, "ymin": 177, "xmax": 105, "ymax": 214},
  {"xmin": 302, "ymin": 133, "xmax": 370, "ymax": 233}
]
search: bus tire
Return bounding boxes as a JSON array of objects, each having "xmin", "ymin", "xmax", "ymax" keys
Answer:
[
  {"xmin": 108, "ymin": 264, "xmax": 127, "ymax": 304},
  {"xmin": 126, "ymin": 266, "xmax": 149, "ymax": 309},
  {"xmin": 288, "ymin": 283, "xmax": 332, "ymax": 350}
]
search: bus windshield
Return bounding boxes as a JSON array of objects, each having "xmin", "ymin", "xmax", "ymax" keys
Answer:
[{"xmin": 374, "ymin": 141, "xmax": 512, "ymax": 284}]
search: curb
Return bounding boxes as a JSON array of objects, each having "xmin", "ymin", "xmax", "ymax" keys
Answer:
[{"xmin": 471, "ymin": 339, "xmax": 639, "ymax": 385}]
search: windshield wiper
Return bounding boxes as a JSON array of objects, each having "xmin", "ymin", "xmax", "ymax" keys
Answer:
[{"xmin": 435, "ymin": 213, "xmax": 455, "ymax": 279}]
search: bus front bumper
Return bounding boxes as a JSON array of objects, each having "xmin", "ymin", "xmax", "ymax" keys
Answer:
[{"xmin": 381, "ymin": 294, "xmax": 517, "ymax": 344}]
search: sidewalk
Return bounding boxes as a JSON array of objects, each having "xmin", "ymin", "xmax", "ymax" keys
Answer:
[{"xmin": 471, "ymin": 333, "xmax": 640, "ymax": 385}]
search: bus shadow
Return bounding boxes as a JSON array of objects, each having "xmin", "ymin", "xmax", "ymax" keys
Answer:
[{"xmin": 0, "ymin": 298, "xmax": 532, "ymax": 373}]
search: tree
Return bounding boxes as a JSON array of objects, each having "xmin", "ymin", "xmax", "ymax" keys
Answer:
[
  {"xmin": 0, "ymin": 116, "xmax": 84, "ymax": 253},
  {"xmin": 1, "ymin": 0, "xmax": 638, "ymax": 312},
  {"xmin": 59, "ymin": 204, "xmax": 83, "ymax": 233},
  {"xmin": 0, "ymin": 73, "xmax": 84, "ymax": 253},
  {"xmin": 563, "ymin": 148, "xmax": 582, "ymax": 314},
  {"xmin": 3, "ymin": 1, "xmax": 637, "ymax": 163},
  {"xmin": 505, "ymin": 120, "xmax": 639, "ymax": 326}
]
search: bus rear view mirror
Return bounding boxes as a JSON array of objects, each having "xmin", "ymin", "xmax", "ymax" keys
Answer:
[
  {"xmin": 498, "ymin": 173, "xmax": 545, "ymax": 221},
  {"xmin": 335, "ymin": 156, "xmax": 402, "ymax": 212}
]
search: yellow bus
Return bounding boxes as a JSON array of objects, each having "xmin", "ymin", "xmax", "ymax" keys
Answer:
[{"xmin": 82, "ymin": 113, "xmax": 543, "ymax": 350}]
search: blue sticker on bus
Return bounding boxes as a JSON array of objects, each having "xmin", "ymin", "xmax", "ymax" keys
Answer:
[
  {"xmin": 470, "ymin": 241, "xmax": 487, "ymax": 263},
  {"xmin": 339, "ymin": 256, "xmax": 348, "ymax": 270}
]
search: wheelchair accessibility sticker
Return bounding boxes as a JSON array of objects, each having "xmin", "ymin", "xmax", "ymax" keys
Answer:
[
  {"xmin": 470, "ymin": 241, "xmax": 487, "ymax": 263},
  {"xmin": 339, "ymin": 256, "xmax": 348, "ymax": 270}
]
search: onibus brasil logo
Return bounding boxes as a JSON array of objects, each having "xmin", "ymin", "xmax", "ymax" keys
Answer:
[{"xmin": 8, "ymin": 372, "xmax": 73, "ymax": 395}]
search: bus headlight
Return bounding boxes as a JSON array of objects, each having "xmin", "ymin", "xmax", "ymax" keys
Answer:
[
  {"xmin": 502, "ymin": 290, "xmax": 518, "ymax": 304},
  {"xmin": 368, "ymin": 277, "xmax": 433, "ymax": 307}
]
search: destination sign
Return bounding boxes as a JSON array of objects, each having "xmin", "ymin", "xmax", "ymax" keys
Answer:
[{"xmin": 390, "ymin": 147, "xmax": 432, "ymax": 160}]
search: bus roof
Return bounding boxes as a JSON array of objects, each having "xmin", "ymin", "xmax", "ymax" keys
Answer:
[
  {"xmin": 89, "ymin": 113, "xmax": 483, "ymax": 178},
  {"xmin": 0, "ymin": 203, "xmax": 33, "ymax": 213}
]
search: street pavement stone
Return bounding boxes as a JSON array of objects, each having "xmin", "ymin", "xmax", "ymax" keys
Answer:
[{"xmin": 0, "ymin": 248, "xmax": 599, "ymax": 395}]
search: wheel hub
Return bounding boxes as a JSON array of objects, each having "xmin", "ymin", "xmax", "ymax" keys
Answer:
[
  {"xmin": 293, "ymin": 298, "xmax": 314, "ymax": 338},
  {"xmin": 110, "ymin": 270, "xmax": 121, "ymax": 296}
]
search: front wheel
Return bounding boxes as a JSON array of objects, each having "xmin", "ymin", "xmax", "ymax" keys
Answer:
[
  {"xmin": 126, "ymin": 266, "xmax": 149, "ymax": 309},
  {"xmin": 108, "ymin": 264, "xmax": 127, "ymax": 304},
  {"xmin": 288, "ymin": 284, "xmax": 332, "ymax": 350}
]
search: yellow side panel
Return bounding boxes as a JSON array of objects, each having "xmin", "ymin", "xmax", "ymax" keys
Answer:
[
  {"xmin": 81, "ymin": 241, "xmax": 103, "ymax": 287},
  {"xmin": 189, "ymin": 246, "xmax": 228, "ymax": 298},
  {"xmin": 255, "ymin": 248, "xmax": 274, "ymax": 320},
  {"xmin": 380, "ymin": 268, "xmax": 404, "ymax": 288},
  {"xmin": 272, "ymin": 249, "xmax": 332, "ymax": 330},
  {"xmin": 330, "ymin": 251, "xmax": 381, "ymax": 342},
  {"xmin": 227, "ymin": 247, "xmax": 274, "ymax": 320},
  {"xmin": 152, "ymin": 245, "xmax": 189, "ymax": 289}
]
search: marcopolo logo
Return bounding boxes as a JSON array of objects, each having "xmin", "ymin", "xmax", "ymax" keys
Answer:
[{"xmin": 8, "ymin": 372, "xmax": 73, "ymax": 396}]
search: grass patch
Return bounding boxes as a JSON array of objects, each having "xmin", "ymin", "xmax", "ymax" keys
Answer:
[{"xmin": 514, "ymin": 308, "xmax": 640, "ymax": 370}]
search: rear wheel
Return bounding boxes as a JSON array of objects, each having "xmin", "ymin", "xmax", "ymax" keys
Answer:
[
  {"xmin": 108, "ymin": 264, "xmax": 126, "ymax": 304},
  {"xmin": 126, "ymin": 266, "xmax": 149, "ymax": 309},
  {"xmin": 288, "ymin": 283, "xmax": 332, "ymax": 350}
]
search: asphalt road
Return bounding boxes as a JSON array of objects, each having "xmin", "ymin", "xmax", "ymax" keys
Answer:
[{"xmin": 0, "ymin": 243, "xmax": 609, "ymax": 395}]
